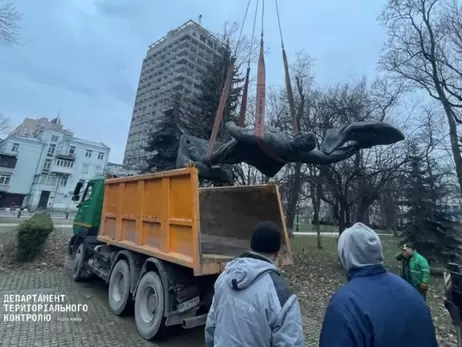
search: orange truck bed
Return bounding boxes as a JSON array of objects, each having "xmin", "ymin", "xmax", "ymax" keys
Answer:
[{"xmin": 98, "ymin": 167, "xmax": 293, "ymax": 276}]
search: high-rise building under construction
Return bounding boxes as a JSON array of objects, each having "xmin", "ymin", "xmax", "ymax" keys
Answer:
[{"xmin": 123, "ymin": 20, "xmax": 222, "ymax": 168}]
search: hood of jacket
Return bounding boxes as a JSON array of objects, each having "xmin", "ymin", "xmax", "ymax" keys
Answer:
[
  {"xmin": 221, "ymin": 252, "xmax": 280, "ymax": 291},
  {"xmin": 338, "ymin": 222, "xmax": 384, "ymax": 272}
]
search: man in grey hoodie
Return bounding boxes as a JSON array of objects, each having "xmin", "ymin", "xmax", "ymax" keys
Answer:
[{"xmin": 205, "ymin": 221, "xmax": 305, "ymax": 347}]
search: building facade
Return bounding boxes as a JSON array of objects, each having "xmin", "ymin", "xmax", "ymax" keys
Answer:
[
  {"xmin": 9, "ymin": 116, "xmax": 68, "ymax": 137},
  {"xmin": 0, "ymin": 117, "xmax": 110, "ymax": 211},
  {"xmin": 123, "ymin": 20, "xmax": 222, "ymax": 168},
  {"xmin": 104, "ymin": 162, "xmax": 140, "ymax": 177}
]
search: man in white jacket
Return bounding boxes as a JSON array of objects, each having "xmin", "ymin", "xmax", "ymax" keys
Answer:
[{"xmin": 205, "ymin": 221, "xmax": 305, "ymax": 347}]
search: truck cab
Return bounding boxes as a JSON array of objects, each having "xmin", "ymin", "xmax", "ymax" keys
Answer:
[{"xmin": 68, "ymin": 176, "xmax": 105, "ymax": 256}]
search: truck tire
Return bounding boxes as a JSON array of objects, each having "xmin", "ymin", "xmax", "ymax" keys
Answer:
[
  {"xmin": 134, "ymin": 271, "xmax": 166, "ymax": 340},
  {"xmin": 108, "ymin": 259, "xmax": 132, "ymax": 316},
  {"xmin": 72, "ymin": 243, "xmax": 86, "ymax": 282}
]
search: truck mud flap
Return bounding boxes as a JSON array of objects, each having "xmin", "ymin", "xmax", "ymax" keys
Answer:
[
  {"xmin": 445, "ymin": 299, "xmax": 462, "ymax": 325},
  {"xmin": 182, "ymin": 313, "xmax": 207, "ymax": 329},
  {"xmin": 68, "ymin": 235, "xmax": 76, "ymax": 256}
]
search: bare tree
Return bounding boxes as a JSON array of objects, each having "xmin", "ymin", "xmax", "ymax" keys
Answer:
[
  {"xmin": 302, "ymin": 78, "xmax": 409, "ymax": 234},
  {"xmin": 379, "ymin": 0, "xmax": 462, "ymax": 195},
  {"xmin": 0, "ymin": 0, "xmax": 20, "ymax": 45},
  {"xmin": 285, "ymin": 64, "xmax": 309, "ymax": 236},
  {"xmin": 217, "ymin": 21, "xmax": 260, "ymax": 73}
]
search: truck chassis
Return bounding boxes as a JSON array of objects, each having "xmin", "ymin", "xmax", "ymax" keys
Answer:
[{"xmin": 69, "ymin": 235, "xmax": 216, "ymax": 340}]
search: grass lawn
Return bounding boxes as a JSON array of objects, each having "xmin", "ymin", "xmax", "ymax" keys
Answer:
[
  {"xmin": 294, "ymin": 223, "xmax": 390, "ymax": 234},
  {"xmin": 285, "ymin": 235, "xmax": 455, "ymax": 346},
  {"xmin": 294, "ymin": 223, "xmax": 339, "ymax": 233}
]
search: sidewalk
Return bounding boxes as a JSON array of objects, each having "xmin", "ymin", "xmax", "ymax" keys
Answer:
[{"xmin": 0, "ymin": 223, "xmax": 72, "ymax": 228}]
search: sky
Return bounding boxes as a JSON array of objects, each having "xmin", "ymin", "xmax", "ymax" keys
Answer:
[{"xmin": 0, "ymin": 0, "xmax": 387, "ymax": 164}]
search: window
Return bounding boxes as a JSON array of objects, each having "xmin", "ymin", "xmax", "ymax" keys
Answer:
[
  {"xmin": 0, "ymin": 174, "xmax": 11, "ymax": 185},
  {"xmin": 34, "ymin": 174, "xmax": 57, "ymax": 185},
  {"xmin": 11, "ymin": 143, "xmax": 19, "ymax": 152},
  {"xmin": 85, "ymin": 150, "xmax": 92, "ymax": 158},
  {"xmin": 82, "ymin": 183, "xmax": 93, "ymax": 203},
  {"xmin": 95, "ymin": 166, "xmax": 102, "ymax": 175},
  {"xmin": 82, "ymin": 164, "xmax": 89, "ymax": 174},
  {"xmin": 56, "ymin": 160, "xmax": 73, "ymax": 168},
  {"xmin": 47, "ymin": 144, "xmax": 56, "ymax": 157},
  {"xmin": 43, "ymin": 159, "xmax": 51, "ymax": 171},
  {"xmin": 51, "ymin": 135, "xmax": 59, "ymax": 142},
  {"xmin": 68, "ymin": 146, "xmax": 76, "ymax": 155},
  {"xmin": 60, "ymin": 176, "xmax": 68, "ymax": 187},
  {"xmin": 97, "ymin": 152, "xmax": 104, "ymax": 160},
  {"xmin": 0, "ymin": 155, "xmax": 17, "ymax": 169}
]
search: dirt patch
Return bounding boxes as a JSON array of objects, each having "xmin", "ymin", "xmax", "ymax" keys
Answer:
[{"xmin": 0, "ymin": 228, "xmax": 70, "ymax": 271}]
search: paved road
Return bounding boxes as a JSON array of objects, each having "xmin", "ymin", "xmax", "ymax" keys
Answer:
[
  {"xmin": 0, "ymin": 267, "xmax": 320, "ymax": 346},
  {"xmin": 0, "ymin": 211, "xmax": 76, "ymax": 219},
  {"xmin": 0, "ymin": 268, "xmax": 204, "ymax": 347}
]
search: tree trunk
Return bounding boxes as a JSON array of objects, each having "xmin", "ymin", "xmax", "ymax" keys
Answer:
[
  {"xmin": 308, "ymin": 169, "xmax": 323, "ymax": 248},
  {"xmin": 286, "ymin": 162, "xmax": 302, "ymax": 237},
  {"xmin": 345, "ymin": 203, "xmax": 351, "ymax": 228},
  {"xmin": 443, "ymin": 105, "xmax": 462, "ymax": 196},
  {"xmin": 338, "ymin": 197, "xmax": 350, "ymax": 235},
  {"xmin": 314, "ymin": 184, "xmax": 323, "ymax": 249},
  {"xmin": 356, "ymin": 201, "xmax": 372, "ymax": 225},
  {"xmin": 338, "ymin": 207, "xmax": 346, "ymax": 235}
]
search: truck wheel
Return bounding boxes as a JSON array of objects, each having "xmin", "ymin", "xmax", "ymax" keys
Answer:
[
  {"xmin": 72, "ymin": 243, "xmax": 86, "ymax": 282},
  {"xmin": 134, "ymin": 271, "xmax": 166, "ymax": 340},
  {"xmin": 108, "ymin": 259, "xmax": 132, "ymax": 316}
]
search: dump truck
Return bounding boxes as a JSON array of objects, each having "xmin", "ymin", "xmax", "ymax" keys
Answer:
[
  {"xmin": 67, "ymin": 166, "xmax": 292, "ymax": 340},
  {"xmin": 444, "ymin": 263, "xmax": 462, "ymax": 346}
]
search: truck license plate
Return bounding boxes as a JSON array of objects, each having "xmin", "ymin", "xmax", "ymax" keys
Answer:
[{"xmin": 177, "ymin": 296, "xmax": 200, "ymax": 313}]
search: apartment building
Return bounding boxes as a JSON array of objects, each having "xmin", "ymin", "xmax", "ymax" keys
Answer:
[
  {"xmin": 123, "ymin": 19, "xmax": 222, "ymax": 168},
  {"xmin": 9, "ymin": 116, "xmax": 67, "ymax": 137},
  {"xmin": 0, "ymin": 117, "xmax": 110, "ymax": 210}
]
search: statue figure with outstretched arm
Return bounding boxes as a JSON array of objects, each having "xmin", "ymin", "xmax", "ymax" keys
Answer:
[{"xmin": 176, "ymin": 120, "xmax": 405, "ymax": 182}]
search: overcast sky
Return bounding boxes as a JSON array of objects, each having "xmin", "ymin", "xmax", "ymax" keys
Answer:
[{"xmin": 0, "ymin": 0, "xmax": 386, "ymax": 164}]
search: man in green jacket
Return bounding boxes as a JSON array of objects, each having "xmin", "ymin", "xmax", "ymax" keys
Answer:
[{"xmin": 395, "ymin": 244, "xmax": 431, "ymax": 301}]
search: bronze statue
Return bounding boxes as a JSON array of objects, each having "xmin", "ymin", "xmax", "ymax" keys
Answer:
[{"xmin": 176, "ymin": 120, "xmax": 405, "ymax": 182}]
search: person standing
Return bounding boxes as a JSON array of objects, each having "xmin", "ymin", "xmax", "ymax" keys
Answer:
[
  {"xmin": 205, "ymin": 221, "xmax": 305, "ymax": 347},
  {"xmin": 319, "ymin": 223, "xmax": 438, "ymax": 347},
  {"xmin": 395, "ymin": 244, "xmax": 431, "ymax": 301}
]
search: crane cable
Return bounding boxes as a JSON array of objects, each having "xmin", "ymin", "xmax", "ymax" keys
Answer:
[
  {"xmin": 238, "ymin": 0, "xmax": 260, "ymax": 127},
  {"xmin": 254, "ymin": 0, "xmax": 266, "ymax": 139},
  {"xmin": 233, "ymin": 0, "xmax": 252, "ymax": 58},
  {"xmin": 248, "ymin": 0, "xmax": 260, "ymax": 69},
  {"xmin": 261, "ymin": 0, "xmax": 265, "ymax": 38},
  {"xmin": 274, "ymin": 0, "xmax": 298, "ymax": 134},
  {"xmin": 274, "ymin": 0, "xmax": 284, "ymax": 49},
  {"xmin": 206, "ymin": 0, "xmax": 252, "ymax": 158}
]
